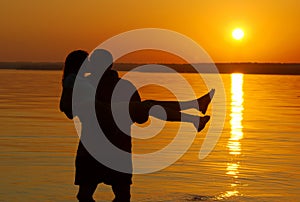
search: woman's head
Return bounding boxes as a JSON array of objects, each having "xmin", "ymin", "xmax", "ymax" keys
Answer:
[
  {"xmin": 89, "ymin": 49, "xmax": 113, "ymax": 71},
  {"xmin": 62, "ymin": 50, "xmax": 88, "ymax": 82}
]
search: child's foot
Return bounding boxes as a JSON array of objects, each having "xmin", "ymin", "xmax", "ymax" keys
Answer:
[
  {"xmin": 197, "ymin": 89, "xmax": 215, "ymax": 114},
  {"xmin": 194, "ymin": 115, "xmax": 210, "ymax": 132}
]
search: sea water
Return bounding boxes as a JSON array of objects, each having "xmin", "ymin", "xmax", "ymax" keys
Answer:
[{"xmin": 0, "ymin": 69, "xmax": 299, "ymax": 201}]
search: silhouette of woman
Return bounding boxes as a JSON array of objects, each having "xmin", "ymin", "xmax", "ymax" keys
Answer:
[{"xmin": 59, "ymin": 49, "xmax": 213, "ymax": 202}]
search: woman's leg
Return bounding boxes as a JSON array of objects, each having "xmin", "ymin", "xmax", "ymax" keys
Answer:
[
  {"xmin": 111, "ymin": 183, "xmax": 131, "ymax": 202},
  {"xmin": 76, "ymin": 183, "xmax": 98, "ymax": 202}
]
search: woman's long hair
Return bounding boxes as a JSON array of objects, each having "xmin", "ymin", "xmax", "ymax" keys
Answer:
[{"xmin": 62, "ymin": 50, "xmax": 88, "ymax": 84}]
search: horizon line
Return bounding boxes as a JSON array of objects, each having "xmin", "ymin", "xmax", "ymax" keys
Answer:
[{"xmin": 1, "ymin": 61, "xmax": 300, "ymax": 64}]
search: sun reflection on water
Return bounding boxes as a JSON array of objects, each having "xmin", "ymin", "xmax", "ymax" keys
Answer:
[{"xmin": 225, "ymin": 73, "xmax": 244, "ymax": 198}]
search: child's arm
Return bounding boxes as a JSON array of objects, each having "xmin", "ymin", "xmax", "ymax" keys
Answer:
[
  {"xmin": 59, "ymin": 87, "xmax": 73, "ymax": 119},
  {"xmin": 59, "ymin": 74, "xmax": 76, "ymax": 119}
]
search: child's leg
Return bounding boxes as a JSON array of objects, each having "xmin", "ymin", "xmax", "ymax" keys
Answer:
[
  {"xmin": 76, "ymin": 183, "xmax": 98, "ymax": 202},
  {"xmin": 142, "ymin": 89, "xmax": 215, "ymax": 114},
  {"xmin": 149, "ymin": 106, "xmax": 210, "ymax": 132},
  {"xmin": 179, "ymin": 89, "xmax": 215, "ymax": 114},
  {"xmin": 196, "ymin": 89, "xmax": 215, "ymax": 114},
  {"xmin": 169, "ymin": 111, "xmax": 210, "ymax": 132}
]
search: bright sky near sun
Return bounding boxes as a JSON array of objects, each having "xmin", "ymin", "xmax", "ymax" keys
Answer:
[{"xmin": 0, "ymin": 0, "xmax": 300, "ymax": 63}]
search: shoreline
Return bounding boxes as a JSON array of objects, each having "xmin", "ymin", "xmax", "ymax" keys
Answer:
[{"xmin": 0, "ymin": 62, "xmax": 300, "ymax": 75}]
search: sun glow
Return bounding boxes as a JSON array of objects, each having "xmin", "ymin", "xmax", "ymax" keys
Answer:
[
  {"xmin": 223, "ymin": 73, "xmax": 244, "ymax": 198},
  {"xmin": 232, "ymin": 28, "xmax": 244, "ymax": 40}
]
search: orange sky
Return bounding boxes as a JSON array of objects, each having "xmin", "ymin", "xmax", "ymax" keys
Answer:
[{"xmin": 1, "ymin": 0, "xmax": 299, "ymax": 63}]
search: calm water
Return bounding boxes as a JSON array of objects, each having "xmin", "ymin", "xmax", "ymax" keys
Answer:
[{"xmin": 0, "ymin": 69, "xmax": 300, "ymax": 202}]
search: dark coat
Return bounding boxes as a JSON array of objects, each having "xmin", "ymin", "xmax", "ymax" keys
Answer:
[{"xmin": 73, "ymin": 70, "xmax": 145, "ymax": 185}]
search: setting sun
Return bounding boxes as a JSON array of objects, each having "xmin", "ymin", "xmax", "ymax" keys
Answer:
[{"xmin": 232, "ymin": 28, "xmax": 244, "ymax": 40}]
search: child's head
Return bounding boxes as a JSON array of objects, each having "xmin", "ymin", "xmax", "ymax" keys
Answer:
[{"xmin": 62, "ymin": 50, "xmax": 88, "ymax": 82}]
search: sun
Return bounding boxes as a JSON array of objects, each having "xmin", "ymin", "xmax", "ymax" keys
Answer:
[{"xmin": 232, "ymin": 28, "xmax": 244, "ymax": 40}]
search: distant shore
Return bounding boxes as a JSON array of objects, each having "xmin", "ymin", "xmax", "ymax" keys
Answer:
[{"xmin": 0, "ymin": 62, "xmax": 300, "ymax": 75}]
